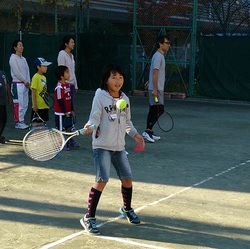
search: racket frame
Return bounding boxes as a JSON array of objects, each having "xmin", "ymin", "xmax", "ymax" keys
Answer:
[
  {"xmin": 23, "ymin": 125, "xmax": 95, "ymax": 161},
  {"xmin": 156, "ymin": 106, "xmax": 174, "ymax": 132}
]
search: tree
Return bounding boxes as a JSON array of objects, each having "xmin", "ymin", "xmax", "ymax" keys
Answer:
[
  {"xmin": 127, "ymin": 0, "xmax": 192, "ymax": 55},
  {"xmin": 129, "ymin": 0, "xmax": 192, "ymax": 26},
  {"xmin": 1, "ymin": 0, "xmax": 91, "ymax": 33},
  {"xmin": 198, "ymin": 0, "xmax": 250, "ymax": 36}
]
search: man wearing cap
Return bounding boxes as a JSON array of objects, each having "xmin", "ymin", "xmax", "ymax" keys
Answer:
[{"xmin": 30, "ymin": 57, "xmax": 52, "ymax": 127}]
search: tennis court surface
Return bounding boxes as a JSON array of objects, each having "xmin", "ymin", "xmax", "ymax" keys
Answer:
[{"xmin": 1, "ymin": 91, "xmax": 250, "ymax": 249}]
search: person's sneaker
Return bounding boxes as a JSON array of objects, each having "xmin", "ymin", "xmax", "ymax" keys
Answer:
[
  {"xmin": 80, "ymin": 214, "xmax": 100, "ymax": 234},
  {"xmin": 15, "ymin": 122, "xmax": 29, "ymax": 129},
  {"xmin": 0, "ymin": 136, "xmax": 8, "ymax": 144},
  {"xmin": 69, "ymin": 139, "xmax": 80, "ymax": 148},
  {"xmin": 152, "ymin": 132, "xmax": 161, "ymax": 141},
  {"xmin": 63, "ymin": 144, "xmax": 70, "ymax": 151},
  {"xmin": 119, "ymin": 207, "xmax": 140, "ymax": 225},
  {"xmin": 142, "ymin": 131, "xmax": 155, "ymax": 143}
]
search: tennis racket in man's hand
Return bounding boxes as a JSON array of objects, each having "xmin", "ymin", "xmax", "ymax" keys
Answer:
[
  {"xmin": 157, "ymin": 108, "xmax": 174, "ymax": 132},
  {"xmin": 154, "ymin": 97, "xmax": 174, "ymax": 132},
  {"xmin": 22, "ymin": 125, "xmax": 95, "ymax": 161}
]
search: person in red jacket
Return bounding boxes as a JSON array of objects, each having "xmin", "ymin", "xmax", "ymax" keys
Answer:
[{"xmin": 54, "ymin": 65, "xmax": 79, "ymax": 150}]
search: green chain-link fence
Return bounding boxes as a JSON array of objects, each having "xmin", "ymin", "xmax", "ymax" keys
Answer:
[{"xmin": 0, "ymin": 1, "xmax": 249, "ymax": 100}]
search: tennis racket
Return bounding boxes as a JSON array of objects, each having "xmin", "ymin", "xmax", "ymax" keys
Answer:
[
  {"xmin": 23, "ymin": 125, "xmax": 95, "ymax": 161},
  {"xmin": 154, "ymin": 97, "xmax": 174, "ymax": 132},
  {"xmin": 48, "ymin": 93, "xmax": 54, "ymax": 110},
  {"xmin": 157, "ymin": 109, "xmax": 174, "ymax": 132}
]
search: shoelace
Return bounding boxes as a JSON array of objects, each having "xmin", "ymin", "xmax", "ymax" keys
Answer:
[
  {"xmin": 89, "ymin": 219, "xmax": 97, "ymax": 228},
  {"xmin": 128, "ymin": 210, "xmax": 137, "ymax": 219}
]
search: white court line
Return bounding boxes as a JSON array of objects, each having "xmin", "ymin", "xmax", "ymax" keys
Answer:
[{"xmin": 40, "ymin": 159, "xmax": 250, "ymax": 249}]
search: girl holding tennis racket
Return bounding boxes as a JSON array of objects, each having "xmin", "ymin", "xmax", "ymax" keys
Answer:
[{"xmin": 80, "ymin": 64, "xmax": 144, "ymax": 234}]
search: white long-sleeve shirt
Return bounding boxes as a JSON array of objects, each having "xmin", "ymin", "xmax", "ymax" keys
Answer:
[
  {"xmin": 57, "ymin": 50, "xmax": 78, "ymax": 89},
  {"xmin": 9, "ymin": 54, "xmax": 30, "ymax": 83}
]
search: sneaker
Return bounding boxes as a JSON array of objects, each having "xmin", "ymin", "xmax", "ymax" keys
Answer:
[
  {"xmin": 15, "ymin": 122, "xmax": 29, "ymax": 129},
  {"xmin": 119, "ymin": 207, "xmax": 140, "ymax": 225},
  {"xmin": 63, "ymin": 144, "xmax": 70, "ymax": 151},
  {"xmin": 80, "ymin": 214, "xmax": 100, "ymax": 234},
  {"xmin": 0, "ymin": 136, "xmax": 8, "ymax": 144},
  {"xmin": 152, "ymin": 132, "xmax": 161, "ymax": 141},
  {"xmin": 69, "ymin": 139, "xmax": 80, "ymax": 148},
  {"xmin": 142, "ymin": 131, "xmax": 155, "ymax": 143}
]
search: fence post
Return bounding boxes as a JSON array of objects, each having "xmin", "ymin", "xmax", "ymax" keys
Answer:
[
  {"xmin": 189, "ymin": 0, "xmax": 198, "ymax": 97},
  {"xmin": 132, "ymin": 0, "xmax": 137, "ymax": 93}
]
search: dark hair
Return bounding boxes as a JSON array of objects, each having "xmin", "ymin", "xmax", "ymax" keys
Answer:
[
  {"xmin": 55, "ymin": 65, "xmax": 68, "ymax": 80},
  {"xmin": 100, "ymin": 64, "xmax": 125, "ymax": 90},
  {"xmin": 59, "ymin": 35, "xmax": 74, "ymax": 50},
  {"xmin": 11, "ymin": 40, "xmax": 22, "ymax": 54},
  {"xmin": 155, "ymin": 35, "xmax": 170, "ymax": 48}
]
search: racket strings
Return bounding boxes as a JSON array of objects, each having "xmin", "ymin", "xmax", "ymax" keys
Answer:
[
  {"xmin": 23, "ymin": 129, "xmax": 64, "ymax": 161},
  {"xmin": 157, "ymin": 110, "xmax": 174, "ymax": 132}
]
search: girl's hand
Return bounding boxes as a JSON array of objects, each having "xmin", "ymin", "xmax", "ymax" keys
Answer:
[
  {"xmin": 83, "ymin": 124, "xmax": 93, "ymax": 135},
  {"xmin": 134, "ymin": 133, "xmax": 145, "ymax": 148}
]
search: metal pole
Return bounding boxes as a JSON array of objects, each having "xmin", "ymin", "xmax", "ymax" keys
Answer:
[
  {"xmin": 79, "ymin": 0, "xmax": 83, "ymax": 33},
  {"xmin": 85, "ymin": 2, "xmax": 90, "ymax": 30},
  {"xmin": 132, "ymin": 0, "xmax": 137, "ymax": 92},
  {"xmin": 54, "ymin": 4, "xmax": 58, "ymax": 34},
  {"xmin": 189, "ymin": 0, "xmax": 198, "ymax": 97}
]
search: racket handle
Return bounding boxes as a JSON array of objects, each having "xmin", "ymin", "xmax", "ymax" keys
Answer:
[
  {"xmin": 154, "ymin": 96, "xmax": 159, "ymax": 103},
  {"xmin": 78, "ymin": 124, "xmax": 95, "ymax": 135}
]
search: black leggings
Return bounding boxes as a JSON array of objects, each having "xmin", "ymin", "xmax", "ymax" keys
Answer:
[
  {"xmin": 0, "ymin": 105, "xmax": 7, "ymax": 137},
  {"xmin": 146, "ymin": 104, "xmax": 164, "ymax": 130}
]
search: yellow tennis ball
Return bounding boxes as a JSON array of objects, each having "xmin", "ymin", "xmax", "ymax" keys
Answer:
[{"xmin": 116, "ymin": 99, "xmax": 127, "ymax": 109}]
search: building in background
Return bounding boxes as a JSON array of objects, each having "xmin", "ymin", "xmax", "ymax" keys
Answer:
[{"xmin": 0, "ymin": 1, "xmax": 249, "ymax": 36}]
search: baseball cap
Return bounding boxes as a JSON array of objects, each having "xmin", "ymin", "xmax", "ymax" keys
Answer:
[{"xmin": 34, "ymin": 57, "xmax": 52, "ymax": 67}]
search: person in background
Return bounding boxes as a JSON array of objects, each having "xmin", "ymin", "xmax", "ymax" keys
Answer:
[
  {"xmin": 30, "ymin": 58, "xmax": 52, "ymax": 127},
  {"xmin": 0, "ymin": 70, "xmax": 12, "ymax": 143},
  {"xmin": 142, "ymin": 35, "xmax": 170, "ymax": 143},
  {"xmin": 9, "ymin": 40, "xmax": 30, "ymax": 129},
  {"xmin": 57, "ymin": 35, "xmax": 78, "ymax": 103},
  {"xmin": 54, "ymin": 65, "xmax": 79, "ymax": 150}
]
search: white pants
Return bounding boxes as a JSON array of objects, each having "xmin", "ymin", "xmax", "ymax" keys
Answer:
[{"xmin": 11, "ymin": 82, "xmax": 29, "ymax": 123}]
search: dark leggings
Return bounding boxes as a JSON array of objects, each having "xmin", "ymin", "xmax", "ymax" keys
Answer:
[
  {"xmin": 0, "ymin": 105, "xmax": 7, "ymax": 137},
  {"xmin": 146, "ymin": 104, "xmax": 164, "ymax": 130}
]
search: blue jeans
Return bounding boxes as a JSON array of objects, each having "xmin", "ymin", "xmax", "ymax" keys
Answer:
[{"xmin": 93, "ymin": 149, "xmax": 133, "ymax": 182}]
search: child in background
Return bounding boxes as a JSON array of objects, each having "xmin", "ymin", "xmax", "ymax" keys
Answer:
[
  {"xmin": 80, "ymin": 64, "xmax": 145, "ymax": 234},
  {"xmin": 54, "ymin": 65, "xmax": 79, "ymax": 150},
  {"xmin": 30, "ymin": 57, "xmax": 52, "ymax": 127}
]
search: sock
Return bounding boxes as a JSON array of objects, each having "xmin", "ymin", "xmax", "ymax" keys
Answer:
[
  {"xmin": 121, "ymin": 185, "xmax": 132, "ymax": 211},
  {"xmin": 86, "ymin": 187, "xmax": 102, "ymax": 218}
]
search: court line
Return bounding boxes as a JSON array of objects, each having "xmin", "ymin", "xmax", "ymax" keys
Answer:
[{"xmin": 40, "ymin": 159, "xmax": 250, "ymax": 249}]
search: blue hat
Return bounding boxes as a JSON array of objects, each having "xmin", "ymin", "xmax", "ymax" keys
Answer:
[{"xmin": 34, "ymin": 57, "xmax": 52, "ymax": 67}]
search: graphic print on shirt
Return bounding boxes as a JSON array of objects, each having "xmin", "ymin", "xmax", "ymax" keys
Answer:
[
  {"xmin": 39, "ymin": 78, "xmax": 49, "ymax": 107},
  {"xmin": 104, "ymin": 102, "xmax": 127, "ymax": 122}
]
